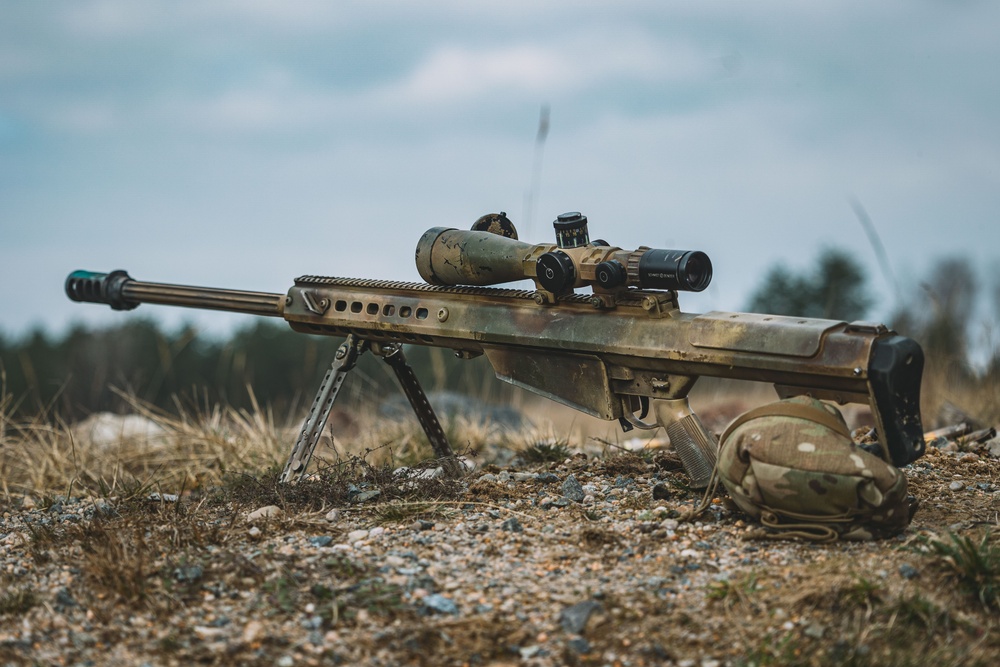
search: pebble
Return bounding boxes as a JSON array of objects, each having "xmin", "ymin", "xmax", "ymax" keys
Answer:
[
  {"xmin": 325, "ymin": 509, "xmax": 342, "ymax": 523},
  {"xmin": 561, "ymin": 475, "xmax": 585, "ymax": 503},
  {"xmin": 804, "ymin": 624, "xmax": 825, "ymax": 639},
  {"xmin": 193, "ymin": 626, "xmax": 226, "ymax": 640},
  {"xmin": 347, "ymin": 529, "xmax": 369, "ymax": 542},
  {"xmin": 899, "ymin": 564, "xmax": 919, "ymax": 579},
  {"xmin": 352, "ymin": 490, "xmax": 381, "ymax": 503},
  {"xmin": 949, "ymin": 481, "xmax": 965, "ymax": 491},
  {"xmin": 500, "ymin": 517, "xmax": 523, "ymax": 533},
  {"xmin": 423, "ymin": 594, "xmax": 459, "ymax": 615},
  {"xmin": 247, "ymin": 505, "xmax": 282, "ymax": 523},
  {"xmin": 559, "ymin": 600, "xmax": 603, "ymax": 634}
]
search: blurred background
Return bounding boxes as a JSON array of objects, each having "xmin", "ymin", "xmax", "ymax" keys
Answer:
[{"xmin": 1, "ymin": 1, "xmax": 998, "ymax": 421}]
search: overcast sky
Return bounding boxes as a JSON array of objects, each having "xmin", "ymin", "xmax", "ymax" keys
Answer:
[{"xmin": 1, "ymin": 1, "xmax": 997, "ymax": 342}]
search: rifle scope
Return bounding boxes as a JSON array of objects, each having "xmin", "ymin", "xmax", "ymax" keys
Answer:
[{"xmin": 415, "ymin": 211, "xmax": 712, "ymax": 294}]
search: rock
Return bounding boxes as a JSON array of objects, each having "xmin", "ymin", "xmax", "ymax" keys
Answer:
[
  {"xmin": 91, "ymin": 500, "xmax": 118, "ymax": 518},
  {"xmin": 54, "ymin": 588, "xmax": 77, "ymax": 608},
  {"xmin": 309, "ymin": 536, "xmax": 334, "ymax": 548},
  {"xmin": 949, "ymin": 481, "xmax": 965, "ymax": 492},
  {"xmin": 983, "ymin": 437, "xmax": 1000, "ymax": 458},
  {"xmin": 500, "ymin": 517, "xmax": 523, "ymax": 533},
  {"xmin": 804, "ymin": 624, "xmax": 825, "ymax": 639},
  {"xmin": 248, "ymin": 526, "xmax": 262, "ymax": 539},
  {"xmin": 325, "ymin": 509, "xmax": 342, "ymax": 523},
  {"xmin": 72, "ymin": 412, "xmax": 168, "ymax": 449},
  {"xmin": 559, "ymin": 600, "xmax": 603, "ymax": 634},
  {"xmin": 423, "ymin": 593, "xmax": 459, "ymax": 615},
  {"xmin": 193, "ymin": 626, "xmax": 226, "ymax": 640},
  {"xmin": 347, "ymin": 529, "xmax": 369, "ymax": 543},
  {"xmin": 242, "ymin": 620, "xmax": 264, "ymax": 644},
  {"xmin": 352, "ymin": 490, "xmax": 381, "ymax": 503},
  {"xmin": 369, "ymin": 526, "xmax": 385, "ymax": 538},
  {"xmin": 537, "ymin": 472, "xmax": 559, "ymax": 484},
  {"xmin": 173, "ymin": 564, "xmax": 203, "ymax": 583},
  {"xmin": 277, "ymin": 656, "xmax": 294, "ymax": 667},
  {"xmin": 899, "ymin": 564, "xmax": 919, "ymax": 579},
  {"xmin": 148, "ymin": 493, "xmax": 179, "ymax": 503},
  {"xmin": 652, "ymin": 482, "xmax": 671, "ymax": 500},
  {"xmin": 566, "ymin": 637, "xmax": 591, "ymax": 654},
  {"xmin": 561, "ymin": 475, "xmax": 585, "ymax": 503},
  {"xmin": 247, "ymin": 505, "xmax": 282, "ymax": 523}
]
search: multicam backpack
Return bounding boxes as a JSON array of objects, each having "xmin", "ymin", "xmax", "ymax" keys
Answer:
[{"xmin": 717, "ymin": 396, "xmax": 916, "ymax": 541}]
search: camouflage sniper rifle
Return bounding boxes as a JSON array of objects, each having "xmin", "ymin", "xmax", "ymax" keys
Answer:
[{"xmin": 65, "ymin": 212, "xmax": 926, "ymax": 486}]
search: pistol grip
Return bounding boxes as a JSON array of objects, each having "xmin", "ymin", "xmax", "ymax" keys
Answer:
[{"xmin": 653, "ymin": 398, "xmax": 718, "ymax": 489}]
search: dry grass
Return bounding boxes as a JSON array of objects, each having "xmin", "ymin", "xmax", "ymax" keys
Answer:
[
  {"xmin": 0, "ymin": 391, "xmax": 288, "ymax": 497},
  {"xmin": 0, "ymin": 385, "xmax": 568, "ymax": 498}
]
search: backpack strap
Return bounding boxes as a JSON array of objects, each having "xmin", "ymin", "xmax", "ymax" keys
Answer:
[{"xmin": 720, "ymin": 399, "xmax": 853, "ymax": 445}]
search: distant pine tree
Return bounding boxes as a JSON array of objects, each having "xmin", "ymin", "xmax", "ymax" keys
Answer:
[{"xmin": 746, "ymin": 248, "xmax": 873, "ymax": 321}]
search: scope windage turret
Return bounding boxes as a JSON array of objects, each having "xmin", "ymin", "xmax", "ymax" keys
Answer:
[{"xmin": 414, "ymin": 212, "xmax": 713, "ymax": 296}]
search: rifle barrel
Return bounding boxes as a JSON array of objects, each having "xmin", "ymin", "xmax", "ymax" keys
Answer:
[{"xmin": 65, "ymin": 270, "xmax": 284, "ymax": 317}]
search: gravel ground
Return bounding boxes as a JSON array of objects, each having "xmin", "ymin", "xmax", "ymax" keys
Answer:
[{"xmin": 1, "ymin": 442, "xmax": 998, "ymax": 667}]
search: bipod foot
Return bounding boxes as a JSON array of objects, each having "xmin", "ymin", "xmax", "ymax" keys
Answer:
[{"xmin": 374, "ymin": 342, "xmax": 464, "ymax": 478}]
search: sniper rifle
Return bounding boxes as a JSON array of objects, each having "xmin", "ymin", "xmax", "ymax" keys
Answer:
[{"xmin": 65, "ymin": 212, "xmax": 926, "ymax": 486}]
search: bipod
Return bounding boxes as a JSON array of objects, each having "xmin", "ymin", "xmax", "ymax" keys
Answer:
[{"xmin": 280, "ymin": 334, "xmax": 458, "ymax": 483}]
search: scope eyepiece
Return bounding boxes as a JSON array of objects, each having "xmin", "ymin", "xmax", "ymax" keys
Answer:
[{"xmin": 636, "ymin": 249, "xmax": 713, "ymax": 292}]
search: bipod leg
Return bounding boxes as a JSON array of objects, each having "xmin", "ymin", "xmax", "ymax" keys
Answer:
[
  {"xmin": 280, "ymin": 335, "xmax": 368, "ymax": 483},
  {"xmin": 374, "ymin": 343, "xmax": 462, "ymax": 476}
]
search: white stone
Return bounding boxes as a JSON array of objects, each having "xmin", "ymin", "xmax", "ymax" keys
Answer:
[
  {"xmin": 193, "ymin": 626, "xmax": 226, "ymax": 640},
  {"xmin": 247, "ymin": 505, "xmax": 282, "ymax": 523},
  {"xmin": 242, "ymin": 620, "xmax": 264, "ymax": 643},
  {"xmin": 347, "ymin": 529, "xmax": 369, "ymax": 542},
  {"xmin": 72, "ymin": 412, "xmax": 168, "ymax": 449}
]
